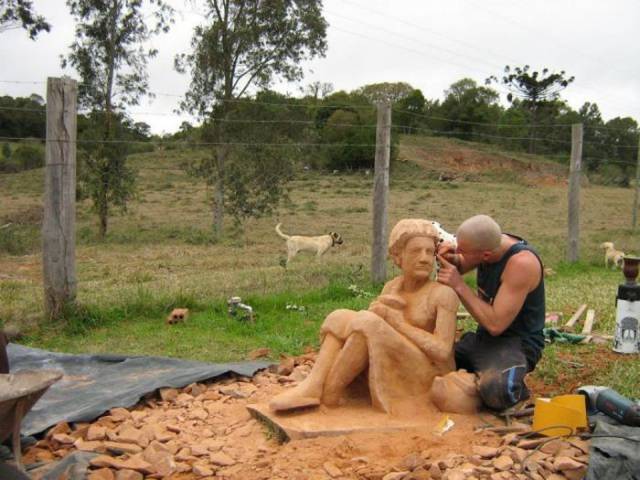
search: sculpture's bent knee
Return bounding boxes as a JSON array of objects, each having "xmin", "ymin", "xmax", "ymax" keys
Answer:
[{"xmin": 320, "ymin": 309, "xmax": 357, "ymax": 340}]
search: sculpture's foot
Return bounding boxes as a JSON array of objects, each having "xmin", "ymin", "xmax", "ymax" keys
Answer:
[{"xmin": 270, "ymin": 384, "xmax": 321, "ymax": 411}]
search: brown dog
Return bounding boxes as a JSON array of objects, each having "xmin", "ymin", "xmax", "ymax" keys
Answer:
[
  {"xmin": 166, "ymin": 308, "xmax": 189, "ymax": 325},
  {"xmin": 600, "ymin": 242, "xmax": 625, "ymax": 269}
]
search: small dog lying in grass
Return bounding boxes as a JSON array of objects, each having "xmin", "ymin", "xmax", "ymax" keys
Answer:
[
  {"xmin": 275, "ymin": 223, "xmax": 343, "ymax": 266},
  {"xmin": 166, "ymin": 308, "xmax": 189, "ymax": 325},
  {"xmin": 600, "ymin": 242, "xmax": 625, "ymax": 269}
]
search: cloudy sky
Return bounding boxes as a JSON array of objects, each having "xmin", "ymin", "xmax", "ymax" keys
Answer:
[{"xmin": 2, "ymin": 0, "xmax": 639, "ymax": 135}]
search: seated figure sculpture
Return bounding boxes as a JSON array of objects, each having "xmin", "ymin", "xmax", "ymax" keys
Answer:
[{"xmin": 271, "ymin": 219, "xmax": 477, "ymax": 416}]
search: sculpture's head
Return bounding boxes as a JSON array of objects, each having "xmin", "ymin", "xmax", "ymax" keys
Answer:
[{"xmin": 388, "ymin": 219, "xmax": 439, "ymax": 279}]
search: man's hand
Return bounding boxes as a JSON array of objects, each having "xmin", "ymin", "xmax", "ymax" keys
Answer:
[
  {"xmin": 437, "ymin": 241, "xmax": 459, "ymax": 267},
  {"xmin": 436, "ymin": 254, "xmax": 465, "ymax": 293}
]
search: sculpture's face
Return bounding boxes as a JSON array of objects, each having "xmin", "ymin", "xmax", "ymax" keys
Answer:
[{"xmin": 399, "ymin": 236, "xmax": 435, "ymax": 280}]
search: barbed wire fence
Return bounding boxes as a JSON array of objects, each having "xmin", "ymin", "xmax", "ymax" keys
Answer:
[{"xmin": 1, "ymin": 77, "xmax": 640, "ymax": 317}]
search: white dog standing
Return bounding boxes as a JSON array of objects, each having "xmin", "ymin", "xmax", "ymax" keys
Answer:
[
  {"xmin": 276, "ymin": 223, "xmax": 343, "ymax": 266},
  {"xmin": 600, "ymin": 242, "xmax": 625, "ymax": 269}
]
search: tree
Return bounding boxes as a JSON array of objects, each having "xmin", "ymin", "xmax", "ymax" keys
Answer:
[
  {"xmin": 0, "ymin": 0, "xmax": 50, "ymax": 38},
  {"xmin": 62, "ymin": 0, "xmax": 173, "ymax": 238},
  {"xmin": 316, "ymin": 90, "xmax": 398, "ymax": 171},
  {"xmin": 438, "ymin": 78, "xmax": 500, "ymax": 141},
  {"xmin": 577, "ymin": 102, "xmax": 606, "ymax": 171},
  {"xmin": 303, "ymin": 81, "xmax": 334, "ymax": 100},
  {"xmin": 601, "ymin": 117, "xmax": 639, "ymax": 186},
  {"xmin": 356, "ymin": 82, "xmax": 414, "ymax": 105},
  {"xmin": 0, "ymin": 94, "xmax": 45, "ymax": 138},
  {"xmin": 176, "ymin": 0, "xmax": 327, "ymax": 236},
  {"xmin": 487, "ymin": 65, "xmax": 574, "ymax": 153},
  {"xmin": 393, "ymin": 88, "xmax": 425, "ymax": 135}
]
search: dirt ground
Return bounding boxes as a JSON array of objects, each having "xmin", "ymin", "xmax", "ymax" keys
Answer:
[{"xmin": 23, "ymin": 353, "xmax": 589, "ymax": 480}]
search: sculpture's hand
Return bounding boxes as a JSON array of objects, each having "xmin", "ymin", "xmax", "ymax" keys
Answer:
[
  {"xmin": 368, "ymin": 300, "xmax": 388, "ymax": 319},
  {"xmin": 368, "ymin": 300, "xmax": 404, "ymax": 330},
  {"xmin": 377, "ymin": 294, "xmax": 406, "ymax": 310}
]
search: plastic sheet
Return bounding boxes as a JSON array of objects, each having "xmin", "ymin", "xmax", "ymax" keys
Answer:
[{"xmin": 7, "ymin": 344, "xmax": 271, "ymax": 436}]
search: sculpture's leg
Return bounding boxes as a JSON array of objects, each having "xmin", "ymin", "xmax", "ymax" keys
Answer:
[
  {"xmin": 270, "ymin": 334, "xmax": 343, "ymax": 411},
  {"xmin": 322, "ymin": 332, "xmax": 369, "ymax": 406}
]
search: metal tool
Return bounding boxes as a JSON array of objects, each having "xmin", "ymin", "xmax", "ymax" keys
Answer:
[
  {"xmin": 576, "ymin": 385, "xmax": 640, "ymax": 427},
  {"xmin": 613, "ymin": 256, "xmax": 640, "ymax": 353}
]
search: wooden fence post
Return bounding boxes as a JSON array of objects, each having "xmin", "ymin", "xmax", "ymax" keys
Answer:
[
  {"xmin": 567, "ymin": 123, "xmax": 583, "ymax": 262},
  {"xmin": 43, "ymin": 77, "xmax": 78, "ymax": 319},
  {"xmin": 371, "ymin": 102, "xmax": 391, "ymax": 283},
  {"xmin": 632, "ymin": 133, "xmax": 640, "ymax": 230}
]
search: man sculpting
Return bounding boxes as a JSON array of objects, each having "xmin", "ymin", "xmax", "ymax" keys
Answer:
[
  {"xmin": 436, "ymin": 214, "xmax": 545, "ymax": 411},
  {"xmin": 270, "ymin": 219, "xmax": 459, "ymax": 416}
]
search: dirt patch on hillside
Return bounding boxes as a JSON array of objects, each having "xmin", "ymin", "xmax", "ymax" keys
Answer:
[{"xmin": 400, "ymin": 144, "xmax": 567, "ymax": 187}]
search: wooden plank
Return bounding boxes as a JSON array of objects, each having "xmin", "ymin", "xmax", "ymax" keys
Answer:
[
  {"xmin": 565, "ymin": 304, "xmax": 587, "ymax": 329},
  {"xmin": 581, "ymin": 309, "xmax": 596, "ymax": 334}
]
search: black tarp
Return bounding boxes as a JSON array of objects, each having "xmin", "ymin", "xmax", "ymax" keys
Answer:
[
  {"xmin": 586, "ymin": 419, "xmax": 640, "ymax": 480},
  {"xmin": 7, "ymin": 344, "xmax": 271, "ymax": 436}
]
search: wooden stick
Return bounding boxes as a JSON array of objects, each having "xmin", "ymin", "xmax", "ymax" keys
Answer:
[
  {"xmin": 478, "ymin": 425, "xmax": 531, "ymax": 434},
  {"xmin": 565, "ymin": 304, "xmax": 587, "ymax": 329},
  {"xmin": 581, "ymin": 309, "xmax": 596, "ymax": 334}
]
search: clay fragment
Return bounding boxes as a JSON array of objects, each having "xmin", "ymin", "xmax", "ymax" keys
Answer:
[
  {"xmin": 399, "ymin": 452, "xmax": 425, "ymax": 470},
  {"xmin": 47, "ymin": 422, "xmax": 71, "ymax": 438},
  {"xmin": 104, "ymin": 441, "xmax": 143, "ymax": 455},
  {"xmin": 382, "ymin": 472, "xmax": 409, "ymax": 480},
  {"xmin": 159, "ymin": 388, "xmax": 179, "ymax": 402},
  {"xmin": 88, "ymin": 468, "xmax": 115, "ymax": 480},
  {"xmin": 472, "ymin": 445, "xmax": 499, "ymax": 458},
  {"xmin": 89, "ymin": 455, "xmax": 154, "ymax": 474},
  {"xmin": 429, "ymin": 463, "xmax": 443, "ymax": 479},
  {"xmin": 115, "ymin": 470, "xmax": 143, "ymax": 480},
  {"xmin": 323, "ymin": 461, "xmax": 342, "ymax": 478},
  {"xmin": 209, "ymin": 451, "xmax": 235, "ymax": 466},
  {"xmin": 192, "ymin": 464, "xmax": 214, "ymax": 476},
  {"xmin": 52, "ymin": 433, "xmax": 75, "ymax": 445},
  {"xmin": 87, "ymin": 425, "xmax": 107, "ymax": 441},
  {"xmin": 109, "ymin": 408, "xmax": 131, "ymax": 421},
  {"xmin": 248, "ymin": 347, "xmax": 271, "ymax": 360},
  {"xmin": 553, "ymin": 456, "xmax": 585, "ymax": 471},
  {"xmin": 493, "ymin": 455, "xmax": 514, "ymax": 471}
]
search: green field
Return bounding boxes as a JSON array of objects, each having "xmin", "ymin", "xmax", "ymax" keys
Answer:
[{"xmin": 1, "ymin": 135, "xmax": 639, "ymax": 397}]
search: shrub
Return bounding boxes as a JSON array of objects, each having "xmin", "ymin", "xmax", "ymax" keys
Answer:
[{"xmin": 13, "ymin": 143, "xmax": 45, "ymax": 170}]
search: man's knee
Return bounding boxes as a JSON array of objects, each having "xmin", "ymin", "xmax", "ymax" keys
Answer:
[{"xmin": 478, "ymin": 365, "xmax": 529, "ymax": 411}]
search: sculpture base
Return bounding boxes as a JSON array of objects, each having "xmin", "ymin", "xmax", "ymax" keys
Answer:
[{"xmin": 247, "ymin": 399, "xmax": 445, "ymax": 441}]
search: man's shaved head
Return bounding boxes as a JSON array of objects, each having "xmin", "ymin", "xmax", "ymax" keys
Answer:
[{"xmin": 457, "ymin": 215, "xmax": 502, "ymax": 251}]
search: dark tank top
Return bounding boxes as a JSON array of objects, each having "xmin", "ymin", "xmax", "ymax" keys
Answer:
[{"xmin": 476, "ymin": 235, "xmax": 546, "ymax": 357}]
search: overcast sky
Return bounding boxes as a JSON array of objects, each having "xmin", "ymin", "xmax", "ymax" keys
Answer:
[{"xmin": 2, "ymin": 0, "xmax": 639, "ymax": 135}]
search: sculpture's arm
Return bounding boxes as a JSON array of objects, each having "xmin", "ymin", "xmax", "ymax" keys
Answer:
[{"xmin": 392, "ymin": 287, "xmax": 459, "ymax": 364}]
